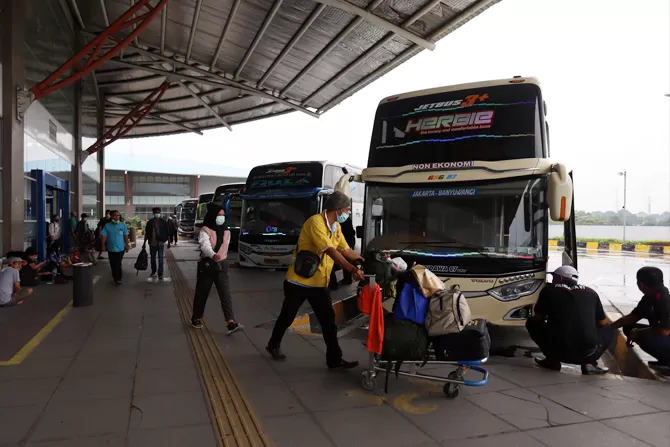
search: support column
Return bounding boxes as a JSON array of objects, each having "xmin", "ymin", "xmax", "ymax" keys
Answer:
[
  {"xmin": 97, "ymin": 94, "xmax": 106, "ymax": 217},
  {"xmin": 1, "ymin": 0, "xmax": 26, "ymax": 251},
  {"xmin": 124, "ymin": 171, "xmax": 133, "ymax": 218},
  {"xmin": 72, "ymin": 79, "xmax": 83, "ymax": 216}
]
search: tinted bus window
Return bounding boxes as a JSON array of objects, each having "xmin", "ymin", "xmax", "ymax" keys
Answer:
[{"xmin": 368, "ymin": 84, "xmax": 544, "ymax": 168}]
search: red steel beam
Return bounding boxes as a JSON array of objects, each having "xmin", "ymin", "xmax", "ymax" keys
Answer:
[
  {"xmin": 31, "ymin": 0, "xmax": 167, "ymax": 101},
  {"xmin": 86, "ymin": 81, "xmax": 171, "ymax": 155}
]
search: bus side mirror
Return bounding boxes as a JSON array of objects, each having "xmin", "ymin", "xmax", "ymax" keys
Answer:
[
  {"xmin": 547, "ymin": 163, "xmax": 572, "ymax": 221},
  {"xmin": 335, "ymin": 174, "xmax": 353, "ymax": 197},
  {"xmin": 356, "ymin": 226, "xmax": 364, "ymax": 238}
]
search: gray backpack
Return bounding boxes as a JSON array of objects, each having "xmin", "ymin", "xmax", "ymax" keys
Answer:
[{"xmin": 425, "ymin": 288, "xmax": 472, "ymax": 337}]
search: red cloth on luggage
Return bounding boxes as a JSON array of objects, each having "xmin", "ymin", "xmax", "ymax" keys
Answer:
[{"xmin": 358, "ymin": 283, "xmax": 384, "ymax": 355}]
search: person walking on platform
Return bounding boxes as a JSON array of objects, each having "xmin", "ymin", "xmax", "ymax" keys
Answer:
[
  {"xmin": 96, "ymin": 210, "xmax": 111, "ymax": 260},
  {"xmin": 526, "ymin": 265, "xmax": 612, "ymax": 375},
  {"xmin": 145, "ymin": 207, "xmax": 169, "ymax": 280},
  {"xmin": 168, "ymin": 215, "xmax": 179, "ymax": 246},
  {"xmin": 48, "ymin": 215, "xmax": 61, "ymax": 255},
  {"xmin": 612, "ymin": 267, "xmax": 670, "ymax": 372},
  {"xmin": 101, "ymin": 210, "xmax": 130, "ymax": 285},
  {"xmin": 266, "ymin": 191, "xmax": 365, "ymax": 369},
  {"xmin": 190, "ymin": 203, "xmax": 243, "ymax": 334}
]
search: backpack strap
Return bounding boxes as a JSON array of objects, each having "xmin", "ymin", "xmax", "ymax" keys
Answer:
[{"xmin": 455, "ymin": 292, "xmax": 464, "ymax": 326}]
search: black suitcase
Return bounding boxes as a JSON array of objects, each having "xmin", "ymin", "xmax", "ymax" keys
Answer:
[{"xmin": 432, "ymin": 318, "xmax": 491, "ymax": 361}]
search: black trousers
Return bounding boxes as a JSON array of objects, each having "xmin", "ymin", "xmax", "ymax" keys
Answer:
[
  {"xmin": 191, "ymin": 260, "xmax": 235, "ymax": 322},
  {"xmin": 108, "ymin": 251, "xmax": 125, "ymax": 281},
  {"xmin": 526, "ymin": 318, "xmax": 614, "ymax": 365},
  {"xmin": 269, "ymin": 281, "xmax": 342, "ymax": 367}
]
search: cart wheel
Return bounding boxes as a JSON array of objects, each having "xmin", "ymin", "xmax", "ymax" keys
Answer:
[
  {"xmin": 443, "ymin": 382, "xmax": 460, "ymax": 398},
  {"xmin": 361, "ymin": 371, "xmax": 376, "ymax": 392},
  {"xmin": 444, "ymin": 371, "xmax": 461, "ymax": 398}
]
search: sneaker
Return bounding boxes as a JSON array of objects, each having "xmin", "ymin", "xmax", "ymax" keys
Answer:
[
  {"xmin": 114, "ymin": 280, "xmax": 121, "ymax": 285},
  {"xmin": 158, "ymin": 275, "xmax": 164, "ymax": 281},
  {"xmin": 191, "ymin": 319, "xmax": 204, "ymax": 329},
  {"xmin": 227, "ymin": 321, "xmax": 244, "ymax": 335},
  {"xmin": 328, "ymin": 359, "xmax": 360, "ymax": 370},
  {"xmin": 150, "ymin": 273, "xmax": 156, "ymax": 278},
  {"xmin": 535, "ymin": 357, "xmax": 561, "ymax": 371},
  {"xmin": 266, "ymin": 345, "xmax": 287, "ymax": 361},
  {"xmin": 581, "ymin": 364, "xmax": 609, "ymax": 375}
]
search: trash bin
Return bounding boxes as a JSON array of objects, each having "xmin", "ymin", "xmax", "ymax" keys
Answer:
[{"xmin": 72, "ymin": 262, "xmax": 93, "ymax": 307}]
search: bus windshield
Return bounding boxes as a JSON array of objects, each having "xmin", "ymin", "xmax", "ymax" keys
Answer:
[
  {"xmin": 369, "ymin": 83, "xmax": 543, "ymax": 167},
  {"xmin": 365, "ymin": 177, "xmax": 547, "ymax": 260},
  {"xmin": 196, "ymin": 203, "xmax": 208, "ymax": 220},
  {"xmin": 241, "ymin": 198, "xmax": 318, "ymax": 236},
  {"xmin": 180, "ymin": 203, "xmax": 197, "ymax": 222},
  {"xmin": 226, "ymin": 197, "xmax": 243, "ymax": 228}
]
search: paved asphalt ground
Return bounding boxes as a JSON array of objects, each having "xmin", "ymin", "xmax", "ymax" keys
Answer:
[{"xmin": 0, "ymin": 243, "xmax": 667, "ymax": 447}]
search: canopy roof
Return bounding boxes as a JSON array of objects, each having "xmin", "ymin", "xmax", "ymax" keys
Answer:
[{"xmin": 76, "ymin": 0, "xmax": 500, "ymax": 138}]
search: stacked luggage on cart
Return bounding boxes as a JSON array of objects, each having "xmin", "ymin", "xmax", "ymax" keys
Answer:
[{"xmin": 358, "ymin": 251, "xmax": 490, "ymax": 398}]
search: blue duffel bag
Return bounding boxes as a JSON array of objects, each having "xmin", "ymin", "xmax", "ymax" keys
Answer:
[{"xmin": 394, "ymin": 282, "xmax": 428, "ymax": 325}]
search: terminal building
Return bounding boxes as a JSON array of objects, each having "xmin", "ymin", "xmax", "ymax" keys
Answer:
[{"xmin": 104, "ymin": 169, "xmax": 246, "ymax": 221}]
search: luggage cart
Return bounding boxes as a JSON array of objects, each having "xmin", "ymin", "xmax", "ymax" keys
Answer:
[{"xmin": 359, "ymin": 275, "xmax": 489, "ymax": 399}]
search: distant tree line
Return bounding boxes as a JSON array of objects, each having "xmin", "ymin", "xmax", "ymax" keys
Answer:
[{"xmin": 550, "ymin": 210, "xmax": 670, "ymax": 226}]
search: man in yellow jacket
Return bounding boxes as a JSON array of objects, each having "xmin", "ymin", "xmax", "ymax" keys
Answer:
[{"xmin": 267, "ymin": 191, "xmax": 365, "ymax": 369}]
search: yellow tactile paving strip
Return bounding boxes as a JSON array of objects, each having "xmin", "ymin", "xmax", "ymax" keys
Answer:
[{"xmin": 167, "ymin": 251, "xmax": 271, "ymax": 447}]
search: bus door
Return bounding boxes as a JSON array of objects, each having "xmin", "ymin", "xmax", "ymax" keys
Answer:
[{"xmin": 562, "ymin": 171, "xmax": 578, "ymax": 270}]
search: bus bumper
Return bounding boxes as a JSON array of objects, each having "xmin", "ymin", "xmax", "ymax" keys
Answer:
[
  {"xmin": 466, "ymin": 295, "xmax": 536, "ymax": 327},
  {"xmin": 238, "ymin": 245, "xmax": 293, "ymax": 269}
]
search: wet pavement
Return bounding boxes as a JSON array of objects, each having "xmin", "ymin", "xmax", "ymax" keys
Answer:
[{"xmin": 549, "ymin": 248, "xmax": 670, "ymax": 314}]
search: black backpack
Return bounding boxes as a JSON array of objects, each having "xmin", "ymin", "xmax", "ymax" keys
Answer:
[
  {"xmin": 362, "ymin": 249, "xmax": 396, "ymax": 295},
  {"xmin": 134, "ymin": 243, "xmax": 148, "ymax": 275},
  {"xmin": 380, "ymin": 318, "xmax": 429, "ymax": 393}
]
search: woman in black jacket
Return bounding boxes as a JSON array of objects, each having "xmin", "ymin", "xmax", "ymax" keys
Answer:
[{"xmin": 190, "ymin": 203, "xmax": 243, "ymax": 335}]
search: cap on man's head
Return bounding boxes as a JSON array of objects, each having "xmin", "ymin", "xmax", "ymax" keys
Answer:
[
  {"xmin": 324, "ymin": 191, "xmax": 351, "ymax": 211},
  {"xmin": 7, "ymin": 256, "xmax": 24, "ymax": 265},
  {"xmin": 550, "ymin": 265, "xmax": 579, "ymax": 282}
]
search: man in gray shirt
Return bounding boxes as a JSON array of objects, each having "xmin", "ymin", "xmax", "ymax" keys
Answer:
[{"xmin": 0, "ymin": 257, "xmax": 33, "ymax": 307}]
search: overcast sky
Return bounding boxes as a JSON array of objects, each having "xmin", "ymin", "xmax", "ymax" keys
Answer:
[{"xmin": 106, "ymin": 0, "xmax": 670, "ymax": 214}]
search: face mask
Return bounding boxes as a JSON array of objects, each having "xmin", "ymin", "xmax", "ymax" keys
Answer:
[
  {"xmin": 154, "ymin": 214, "xmax": 161, "ymax": 219},
  {"xmin": 337, "ymin": 212, "xmax": 349, "ymax": 224},
  {"xmin": 112, "ymin": 219, "xmax": 119, "ymax": 224},
  {"xmin": 215, "ymin": 216, "xmax": 226, "ymax": 226}
]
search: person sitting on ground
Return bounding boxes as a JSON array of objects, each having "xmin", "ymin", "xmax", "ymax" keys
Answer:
[
  {"xmin": 526, "ymin": 265, "xmax": 612, "ymax": 375},
  {"xmin": 0, "ymin": 257, "xmax": 33, "ymax": 307},
  {"xmin": 612, "ymin": 266, "xmax": 670, "ymax": 372},
  {"xmin": 20, "ymin": 247, "xmax": 46, "ymax": 287}
]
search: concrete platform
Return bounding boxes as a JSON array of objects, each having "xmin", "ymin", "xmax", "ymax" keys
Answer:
[{"xmin": 0, "ymin": 243, "xmax": 667, "ymax": 447}]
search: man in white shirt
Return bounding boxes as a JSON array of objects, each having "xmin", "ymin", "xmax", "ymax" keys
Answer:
[
  {"xmin": 48, "ymin": 215, "xmax": 62, "ymax": 255},
  {"xmin": 0, "ymin": 257, "xmax": 33, "ymax": 307}
]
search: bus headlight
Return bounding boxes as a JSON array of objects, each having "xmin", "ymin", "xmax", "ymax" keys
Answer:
[
  {"xmin": 488, "ymin": 279, "xmax": 542, "ymax": 302},
  {"xmin": 239, "ymin": 244, "xmax": 253, "ymax": 255}
]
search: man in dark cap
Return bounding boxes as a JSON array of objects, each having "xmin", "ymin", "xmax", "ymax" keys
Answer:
[
  {"xmin": 613, "ymin": 266, "xmax": 670, "ymax": 372},
  {"xmin": 266, "ymin": 191, "xmax": 365, "ymax": 369}
]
